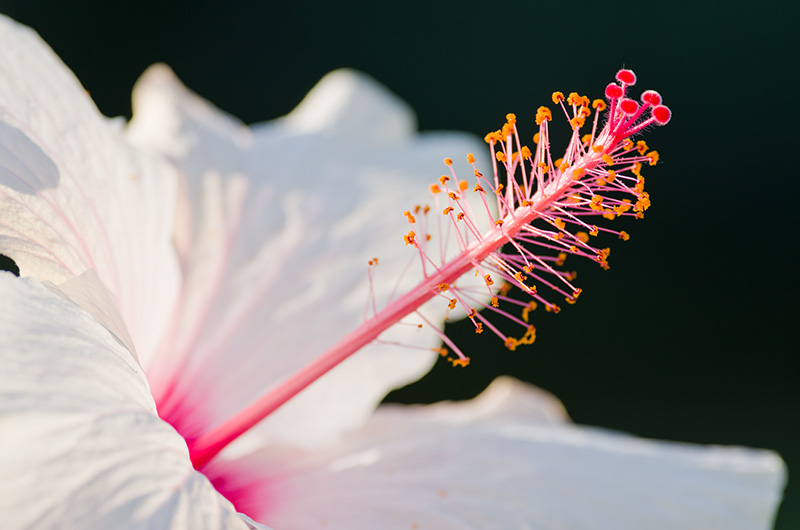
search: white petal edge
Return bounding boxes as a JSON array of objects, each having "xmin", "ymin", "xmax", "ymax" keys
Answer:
[
  {"xmin": 127, "ymin": 65, "xmax": 492, "ymax": 447},
  {"xmin": 0, "ymin": 15, "xmax": 180, "ymax": 364},
  {"xmin": 205, "ymin": 377, "xmax": 786, "ymax": 530},
  {"xmin": 0, "ymin": 274, "xmax": 270, "ymax": 530}
]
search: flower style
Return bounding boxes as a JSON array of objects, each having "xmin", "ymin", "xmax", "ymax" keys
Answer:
[{"xmin": 0, "ymin": 14, "xmax": 787, "ymax": 530}]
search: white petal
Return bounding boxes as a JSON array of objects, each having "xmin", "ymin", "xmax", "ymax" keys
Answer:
[
  {"xmin": 279, "ymin": 68, "xmax": 415, "ymax": 142},
  {"xmin": 127, "ymin": 66, "xmax": 490, "ymax": 446},
  {"xmin": 0, "ymin": 274, "xmax": 269, "ymax": 530},
  {"xmin": 0, "ymin": 15, "xmax": 180, "ymax": 364},
  {"xmin": 206, "ymin": 377, "xmax": 785, "ymax": 530}
]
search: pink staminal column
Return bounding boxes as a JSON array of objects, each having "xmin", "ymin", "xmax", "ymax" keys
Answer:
[{"xmin": 187, "ymin": 69, "xmax": 671, "ymax": 469}]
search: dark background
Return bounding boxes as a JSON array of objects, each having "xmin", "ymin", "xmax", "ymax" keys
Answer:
[{"xmin": 1, "ymin": 1, "xmax": 796, "ymax": 527}]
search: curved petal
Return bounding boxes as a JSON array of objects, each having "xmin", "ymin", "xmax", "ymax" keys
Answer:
[
  {"xmin": 206, "ymin": 377, "xmax": 786, "ymax": 530},
  {"xmin": 0, "ymin": 274, "xmax": 269, "ymax": 530},
  {"xmin": 127, "ymin": 65, "xmax": 490, "ymax": 446},
  {"xmin": 0, "ymin": 15, "xmax": 180, "ymax": 363}
]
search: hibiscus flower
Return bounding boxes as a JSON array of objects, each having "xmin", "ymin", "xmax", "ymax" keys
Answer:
[{"xmin": 0, "ymin": 14, "xmax": 786, "ymax": 530}]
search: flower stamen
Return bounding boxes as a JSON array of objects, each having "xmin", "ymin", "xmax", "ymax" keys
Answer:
[{"xmin": 187, "ymin": 69, "xmax": 670, "ymax": 468}]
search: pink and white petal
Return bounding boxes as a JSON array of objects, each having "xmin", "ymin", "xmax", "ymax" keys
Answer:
[
  {"xmin": 0, "ymin": 15, "xmax": 180, "ymax": 364},
  {"xmin": 127, "ymin": 66, "xmax": 490, "ymax": 446},
  {"xmin": 0, "ymin": 274, "xmax": 270, "ymax": 530},
  {"xmin": 205, "ymin": 377, "xmax": 785, "ymax": 530}
]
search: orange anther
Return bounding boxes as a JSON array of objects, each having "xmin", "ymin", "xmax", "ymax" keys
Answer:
[
  {"xmin": 535, "ymin": 106, "xmax": 552, "ymax": 125},
  {"xmin": 521, "ymin": 301, "xmax": 538, "ymax": 323},
  {"xmin": 569, "ymin": 116, "xmax": 585, "ymax": 128}
]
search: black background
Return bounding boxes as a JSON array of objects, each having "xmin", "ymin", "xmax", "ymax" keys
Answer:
[{"xmin": 1, "ymin": 1, "xmax": 796, "ymax": 527}]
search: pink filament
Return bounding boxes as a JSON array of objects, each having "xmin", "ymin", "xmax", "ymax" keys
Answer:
[
  {"xmin": 188, "ymin": 69, "xmax": 669, "ymax": 468},
  {"xmin": 188, "ymin": 177, "xmax": 569, "ymax": 468}
]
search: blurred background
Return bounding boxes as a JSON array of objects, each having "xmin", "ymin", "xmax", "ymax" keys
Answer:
[{"xmin": 1, "ymin": 0, "xmax": 795, "ymax": 527}]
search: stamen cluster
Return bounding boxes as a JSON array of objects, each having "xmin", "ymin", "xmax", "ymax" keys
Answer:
[
  {"xmin": 402, "ymin": 69, "xmax": 670, "ymax": 365},
  {"xmin": 187, "ymin": 69, "xmax": 670, "ymax": 467}
]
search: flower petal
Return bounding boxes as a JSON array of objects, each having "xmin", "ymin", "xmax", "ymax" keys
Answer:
[
  {"xmin": 127, "ymin": 66, "xmax": 489, "ymax": 446},
  {"xmin": 206, "ymin": 377, "xmax": 785, "ymax": 530},
  {"xmin": 0, "ymin": 274, "xmax": 270, "ymax": 530},
  {"xmin": 0, "ymin": 15, "xmax": 180, "ymax": 364}
]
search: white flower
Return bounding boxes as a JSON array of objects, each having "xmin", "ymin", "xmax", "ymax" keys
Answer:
[{"xmin": 0, "ymin": 14, "xmax": 786, "ymax": 530}]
